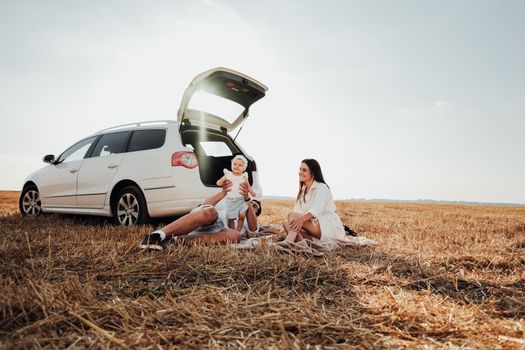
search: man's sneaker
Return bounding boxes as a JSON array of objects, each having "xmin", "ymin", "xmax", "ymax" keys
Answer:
[
  {"xmin": 344, "ymin": 225, "xmax": 358, "ymax": 237},
  {"xmin": 139, "ymin": 233, "xmax": 165, "ymax": 251}
]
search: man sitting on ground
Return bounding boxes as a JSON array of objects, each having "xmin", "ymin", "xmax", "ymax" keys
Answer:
[{"xmin": 140, "ymin": 181, "xmax": 261, "ymax": 250}]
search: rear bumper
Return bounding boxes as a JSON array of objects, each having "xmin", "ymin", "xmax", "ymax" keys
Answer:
[
  {"xmin": 140, "ymin": 167, "xmax": 263, "ymax": 218},
  {"xmin": 142, "ymin": 180, "xmax": 216, "ymax": 218},
  {"xmin": 147, "ymin": 198, "xmax": 202, "ymax": 218}
]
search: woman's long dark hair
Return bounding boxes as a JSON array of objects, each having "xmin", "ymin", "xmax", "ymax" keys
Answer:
[{"xmin": 296, "ymin": 159, "xmax": 329, "ymax": 202}]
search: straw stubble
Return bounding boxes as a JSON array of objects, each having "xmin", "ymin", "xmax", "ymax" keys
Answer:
[{"xmin": 1, "ymin": 192, "xmax": 524, "ymax": 349}]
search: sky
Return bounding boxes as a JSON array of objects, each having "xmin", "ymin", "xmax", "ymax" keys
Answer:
[{"xmin": 1, "ymin": 0, "xmax": 524, "ymax": 203}]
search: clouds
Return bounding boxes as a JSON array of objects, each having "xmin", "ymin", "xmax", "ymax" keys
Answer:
[
  {"xmin": 434, "ymin": 100, "xmax": 448, "ymax": 108},
  {"xmin": 201, "ymin": 0, "xmax": 220, "ymax": 6}
]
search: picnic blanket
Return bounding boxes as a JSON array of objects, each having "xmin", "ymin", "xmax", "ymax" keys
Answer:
[{"xmin": 235, "ymin": 224, "xmax": 378, "ymax": 256}]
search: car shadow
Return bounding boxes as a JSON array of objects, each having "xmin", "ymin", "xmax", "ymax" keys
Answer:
[{"xmin": 31, "ymin": 212, "xmax": 184, "ymax": 228}]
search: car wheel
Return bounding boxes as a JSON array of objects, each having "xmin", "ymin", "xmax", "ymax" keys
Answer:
[
  {"xmin": 114, "ymin": 186, "xmax": 149, "ymax": 226},
  {"xmin": 19, "ymin": 185, "xmax": 42, "ymax": 217}
]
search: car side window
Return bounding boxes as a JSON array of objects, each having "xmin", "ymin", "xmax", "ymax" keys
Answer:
[
  {"xmin": 128, "ymin": 129, "xmax": 166, "ymax": 152},
  {"xmin": 90, "ymin": 132, "xmax": 130, "ymax": 158},
  {"xmin": 56, "ymin": 137, "xmax": 98, "ymax": 163}
]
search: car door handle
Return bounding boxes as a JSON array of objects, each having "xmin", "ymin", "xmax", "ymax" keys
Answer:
[
  {"xmin": 69, "ymin": 169, "xmax": 78, "ymax": 173},
  {"xmin": 107, "ymin": 164, "xmax": 119, "ymax": 169}
]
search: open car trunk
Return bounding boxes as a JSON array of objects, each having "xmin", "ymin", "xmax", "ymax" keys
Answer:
[
  {"xmin": 177, "ymin": 67, "xmax": 268, "ymax": 132},
  {"xmin": 177, "ymin": 68, "xmax": 266, "ymax": 189},
  {"xmin": 180, "ymin": 127, "xmax": 255, "ymax": 187}
]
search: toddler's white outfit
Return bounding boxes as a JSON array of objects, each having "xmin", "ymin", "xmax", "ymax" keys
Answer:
[{"xmin": 224, "ymin": 169, "xmax": 249, "ymax": 220}]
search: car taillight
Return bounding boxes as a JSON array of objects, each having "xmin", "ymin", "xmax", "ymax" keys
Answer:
[{"xmin": 172, "ymin": 152, "xmax": 198, "ymax": 168}]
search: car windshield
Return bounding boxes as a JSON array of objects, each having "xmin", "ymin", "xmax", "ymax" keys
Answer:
[
  {"xmin": 56, "ymin": 136, "xmax": 97, "ymax": 163},
  {"xmin": 188, "ymin": 91, "xmax": 244, "ymax": 124}
]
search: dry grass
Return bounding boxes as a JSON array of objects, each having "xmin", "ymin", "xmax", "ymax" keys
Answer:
[{"xmin": 1, "ymin": 192, "xmax": 524, "ymax": 349}]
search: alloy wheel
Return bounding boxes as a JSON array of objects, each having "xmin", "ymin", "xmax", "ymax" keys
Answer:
[
  {"xmin": 21, "ymin": 190, "xmax": 42, "ymax": 216},
  {"xmin": 117, "ymin": 193, "xmax": 140, "ymax": 226}
]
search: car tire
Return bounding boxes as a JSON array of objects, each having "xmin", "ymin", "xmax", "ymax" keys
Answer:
[
  {"xmin": 113, "ymin": 186, "xmax": 149, "ymax": 226},
  {"xmin": 19, "ymin": 185, "xmax": 42, "ymax": 217}
]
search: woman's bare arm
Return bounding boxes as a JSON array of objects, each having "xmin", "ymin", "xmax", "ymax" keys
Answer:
[{"xmin": 289, "ymin": 212, "xmax": 314, "ymax": 232}]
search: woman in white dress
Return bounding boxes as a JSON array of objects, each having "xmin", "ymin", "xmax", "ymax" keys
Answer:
[{"xmin": 283, "ymin": 159, "xmax": 346, "ymax": 247}]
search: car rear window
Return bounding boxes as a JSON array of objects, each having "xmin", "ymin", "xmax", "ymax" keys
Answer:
[
  {"xmin": 127, "ymin": 129, "xmax": 166, "ymax": 152},
  {"xmin": 199, "ymin": 141, "xmax": 233, "ymax": 157},
  {"xmin": 182, "ymin": 130, "xmax": 240, "ymax": 157}
]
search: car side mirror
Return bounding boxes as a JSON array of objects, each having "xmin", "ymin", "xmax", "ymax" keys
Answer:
[{"xmin": 43, "ymin": 154, "xmax": 55, "ymax": 164}]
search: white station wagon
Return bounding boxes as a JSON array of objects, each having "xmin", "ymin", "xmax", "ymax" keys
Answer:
[{"xmin": 19, "ymin": 67, "xmax": 267, "ymax": 226}]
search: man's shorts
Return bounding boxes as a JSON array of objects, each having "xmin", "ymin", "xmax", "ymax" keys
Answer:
[
  {"xmin": 189, "ymin": 204, "xmax": 225, "ymax": 234},
  {"xmin": 226, "ymin": 197, "xmax": 248, "ymax": 220}
]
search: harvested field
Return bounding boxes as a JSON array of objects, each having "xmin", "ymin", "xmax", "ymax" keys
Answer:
[{"xmin": 1, "ymin": 191, "xmax": 524, "ymax": 349}]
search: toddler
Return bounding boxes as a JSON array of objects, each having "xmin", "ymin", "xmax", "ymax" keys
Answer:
[{"xmin": 216, "ymin": 155, "xmax": 256, "ymax": 232}]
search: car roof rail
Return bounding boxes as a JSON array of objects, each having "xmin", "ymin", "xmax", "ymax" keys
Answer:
[{"xmin": 95, "ymin": 120, "xmax": 177, "ymax": 134}]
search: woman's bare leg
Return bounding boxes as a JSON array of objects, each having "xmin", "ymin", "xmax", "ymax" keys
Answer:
[
  {"xmin": 300, "ymin": 220, "xmax": 321, "ymax": 240},
  {"xmin": 283, "ymin": 227, "xmax": 298, "ymax": 243},
  {"xmin": 284, "ymin": 213, "xmax": 321, "ymax": 242},
  {"xmin": 283, "ymin": 213, "xmax": 301, "ymax": 242}
]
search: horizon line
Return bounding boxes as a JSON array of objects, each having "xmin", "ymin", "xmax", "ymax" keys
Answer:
[
  {"xmin": 262, "ymin": 195, "xmax": 525, "ymax": 206},
  {"xmin": 0, "ymin": 189, "xmax": 523, "ymax": 207}
]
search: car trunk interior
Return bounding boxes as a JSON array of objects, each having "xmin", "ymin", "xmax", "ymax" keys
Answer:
[{"xmin": 180, "ymin": 127, "xmax": 254, "ymax": 187}]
